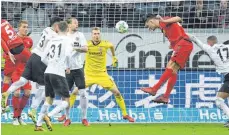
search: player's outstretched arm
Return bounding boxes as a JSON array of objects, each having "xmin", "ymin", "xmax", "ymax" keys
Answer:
[
  {"xmin": 157, "ymin": 15, "xmax": 182, "ymax": 24},
  {"xmin": 109, "ymin": 42, "xmax": 118, "ymax": 67},
  {"xmin": 187, "ymin": 33, "xmax": 210, "ymax": 51},
  {"xmin": 1, "ymin": 39, "xmax": 15, "ymax": 64}
]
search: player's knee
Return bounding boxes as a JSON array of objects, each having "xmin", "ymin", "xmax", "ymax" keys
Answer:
[
  {"xmin": 24, "ymin": 90, "xmax": 31, "ymax": 97},
  {"xmin": 3, "ymin": 76, "xmax": 11, "ymax": 83},
  {"xmin": 112, "ymin": 90, "xmax": 121, "ymax": 96},
  {"xmin": 215, "ymin": 97, "xmax": 224, "ymax": 108},
  {"xmin": 46, "ymin": 97, "xmax": 53, "ymax": 105},
  {"xmin": 13, "ymin": 91, "xmax": 20, "ymax": 97},
  {"xmin": 72, "ymin": 88, "xmax": 79, "ymax": 95}
]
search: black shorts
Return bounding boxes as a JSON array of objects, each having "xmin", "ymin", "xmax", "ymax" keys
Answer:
[
  {"xmin": 44, "ymin": 73, "xmax": 70, "ymax": 98},
  {"xmin": 219, "ymin": 73, "xmax": 229, "ymax": 94},
  {"xmin": 22, "ymin": 53, "xmax": 47, "ymax": 85},
  {"xmin": 10, "ymin": 44, "xmax": 24, "ymax": 55},
  {"xmin": 66, "ymin": 69, "xmax": 85, "ymax": 90}
]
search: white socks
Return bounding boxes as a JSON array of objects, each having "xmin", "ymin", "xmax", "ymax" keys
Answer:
[
  {"xmin": 8, "ymin": 77, "xmax": 28, "ymax": 94},
  {"xmin": 79, "ymin": 90, "xmax": 88, "ymax": 119},
  {"xmin": 36, "ymin": 102, "xmax": 51, "ymax": 126},
  {"xmin": 48, "ymin": 101, "xmax": 69, "ymax": 117},
  {"xmin": 215, "ymin": 97, "xmax": 229, "ymax": 118},
  {"xmin": 31, "ymin": 85, "xmax": 45, "ymax": 110}
]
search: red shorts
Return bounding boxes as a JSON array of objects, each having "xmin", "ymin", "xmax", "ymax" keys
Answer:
[
  {"xmin": 11, "ymin": 63, "xmax": 32, "ymax": 90},
  {"xmin": 171, "ymin": 39, "xmax": 193, "ymax": 69},
  {"xmin": 3, "ymin": 58, "xmax": 15, "ymax": 76}
]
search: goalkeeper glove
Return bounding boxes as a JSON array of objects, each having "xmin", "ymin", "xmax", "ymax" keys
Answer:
[{"xmin": 112, "ymin": 56, "xmax": 118, "ymax": 67}]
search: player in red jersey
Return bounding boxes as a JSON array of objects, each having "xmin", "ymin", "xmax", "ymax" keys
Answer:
[
  {"xmin": 1, "ymin": 19, "xmax": 30, "ymax": 63},
  {"xmin": 141, "ymin": 15, "xmax": 193, "ymax": 104},
  {"xmin": 10, "ymin": 20, "xmax": 33, "ymax": 125}
]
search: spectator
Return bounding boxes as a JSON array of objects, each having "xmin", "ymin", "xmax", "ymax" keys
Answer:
[
  {"xmin": 184, "ymin": 0, "xmax": 216, "ymax": 28},
  {"xmin": 33, "ymin": 3, "xmax": 50, "ymax": 28},
  {"xmin": 22, "ymin": 3, "xmax": 39, "ymax": 28},
  {"xmin": 52, "ymin": 4, "xmax": 65, "ymax": 19},
  {"xmin": 214, "ymin": 0, "xmax": 229, "ymax": 28},
  {"xmin": 165, "ymin": 1, "xmax": 187, "ymax": 17}
]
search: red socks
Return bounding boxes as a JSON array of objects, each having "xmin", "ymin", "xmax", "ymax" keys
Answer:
[
  {"xmin": 12, "ymin": 96, "xmax": 20, "ymax": 118},
  {"xmin": 164, "ymin": 73, "xmax": 177, "ymax": 98},
  {"xmin": 17, "ymin": 95, "xmax": 29, "ymax": 116},
  {"xmin": 152, "ymin": 68, "xmax": 173, "ymax": 91},
  {"xmin": 13, "ymin": 95, "xmax": 29, "ymax": 118}
]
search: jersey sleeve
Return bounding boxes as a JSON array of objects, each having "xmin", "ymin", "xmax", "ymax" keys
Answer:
[
  {"xmin": 41, "ymin": 41, "xmax": 51, "ymax": 65},
  {"xmin": 65, "ymin": 42, "xmax": 73, "ymax": 69},
  {"xmin": 106, "ymin": 41, "xmax": 113, "ymax": 48},
  {"xmin": 1, "ymin": 39, "xmax": 9, "ymax": 53},
  {"xmin": 80, "ymin": 33, "xmax": 88, "ymax": 47},
  {"xmin": 189, "ymin": 34, "xmax": 211, "ymax": 52}
]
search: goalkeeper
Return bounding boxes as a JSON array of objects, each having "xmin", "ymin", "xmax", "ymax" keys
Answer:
[{"xmin": 84, "ymin": 27, "xmax": 134, "ymax": 122}]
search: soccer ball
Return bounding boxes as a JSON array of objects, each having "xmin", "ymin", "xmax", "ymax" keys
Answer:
[{"xmin": 115, "ymin": 21, "xmax": 128, "ymax": 33}]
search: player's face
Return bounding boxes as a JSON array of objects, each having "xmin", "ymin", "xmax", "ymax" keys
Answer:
[
  {"xmin": 71, "ymin": 19, "xmax": 78, "ymax": 31},
  {"xmin": 207, "ymin": 39, "xmax": 217, "ymax": 46},
  {"xmin": 92, "ymin": 30, "xmax": 101, "ymax": 42},
  {"xmin": 145, "ymin": 20, "xmax": 157, "ymax": 31},
  {"xmin": 18, "ymin": 23, "xmax": 28, "ymax": 36}
]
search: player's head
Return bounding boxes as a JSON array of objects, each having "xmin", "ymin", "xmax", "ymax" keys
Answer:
[
  {"xmin": 220, "ymin": 0, "xmax": 228, "ymax": 9},
  {"xmin": 66, "ymin": 17, "xmax": 78, "ymax": 32},
  {"xmin": 91, "ymin": 27, "xmax": 101, "ymax": 42},
  {"xmin": 207, "ymin": 36, "xmax": 218, "ymax": 46},
  {"xmin": 57, "ymin": 21, "xmax": 68, "ymax": 34},
  {"xmin": 196, "ymin": 0, "xmax": 204, "ymax": 10},
  {"xmin": 145, "ymin": 14, "xmax": 160, "ymax": 31},
  {"xmin": 223, "ymin": 40, "xmax": 229, "ymax": 45},
  {"xmin": 50, "ymin": 16, "xmax": 62, "ymax": 32},
  {"xmin": 18, "ymin": 20, "xmax": 28, "ymax": 37}
]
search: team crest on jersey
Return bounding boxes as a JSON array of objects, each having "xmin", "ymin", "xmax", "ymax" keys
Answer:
[
  {"xmin": 99, "ymin": 47, "xmax": 102, "ymax": 52},
  {"xmin": 75, "ymin": 37, "xmax": 79, "ymax": 41}
]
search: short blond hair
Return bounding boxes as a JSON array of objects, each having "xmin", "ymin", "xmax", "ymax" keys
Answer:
[
  {"xmin": 92, "ymin": 27, "xmax": 100, "ymax": 31},
  {"xmin": 18, "ymin": 20, "xmax": 28, "ymax": 28}
]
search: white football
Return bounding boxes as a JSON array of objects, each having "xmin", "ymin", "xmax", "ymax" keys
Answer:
[{"xmin": 115, "ymin": 21, "xmax": 128, "ymax": 33}]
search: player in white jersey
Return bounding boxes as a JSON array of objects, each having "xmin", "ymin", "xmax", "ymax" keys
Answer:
[
  {"xmin": 188, "ymin": 34, "xmax": 229, "ymax": 127},
  {"xmin": 35, "ymin": 21, "xmax": 72, "ymax": 131},
  {"xmin": 58, "ymin": 17, "xmax": 89, "ymax": 126},
  {"xmin": 1, "ymin": 17, "xmax": 62, "ymax": 124}
]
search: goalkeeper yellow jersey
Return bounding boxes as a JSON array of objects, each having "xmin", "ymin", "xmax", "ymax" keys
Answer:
[{"xmin": 85, "ymin": 40, "xmax": 112, "ymax": 74}]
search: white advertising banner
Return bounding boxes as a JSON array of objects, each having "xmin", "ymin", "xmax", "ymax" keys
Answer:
[{"xmin": 30, "ymin": 30, "xmax": 229, "ymax": 69}]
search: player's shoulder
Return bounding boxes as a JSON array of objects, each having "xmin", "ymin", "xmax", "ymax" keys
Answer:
[
  {"xmin": 101, "ymin": 40, "xmax": 112, "ymax": 44},
  {"xmin": 87, "ymin": 40, "xmax": 93, "ymax": 45},
  {"xmin": 43, "ymin": 27, "xmax": 57, "ymax": 35},
  {"xmin": 77, "ymin": 31, "xmax": 85, "ymax": 36}
]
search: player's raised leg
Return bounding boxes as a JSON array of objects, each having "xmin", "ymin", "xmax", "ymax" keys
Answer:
[{"xmin": 141, "ymin": 15, "xmax": 193, "ymax": 103}]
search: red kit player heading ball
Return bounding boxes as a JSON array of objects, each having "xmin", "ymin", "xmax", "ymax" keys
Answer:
[{"xmin": 141, "ymin": 15, "xmax": 193, "ymax": 104}]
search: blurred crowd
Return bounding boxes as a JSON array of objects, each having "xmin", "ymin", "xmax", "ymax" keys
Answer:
[{"xmin": 1, "ymin": 0, "xmax": 229, "ymax": 29}]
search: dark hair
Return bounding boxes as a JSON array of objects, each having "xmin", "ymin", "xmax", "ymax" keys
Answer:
[
  {"xmin": 207, "ymin": 35, "xmax": 217, "ymax": 41},
  {"xmin": 58, "ymin": 21, "xmax": 68, "ymax": 32},
  {"xmin": 66, "ymin": 17, "xmax": 77, "ymax": 24},
  {"xmin": 50, "ymin": 16, "xmax": 62, "ymax": 27},
  {"xmin": 223, "ymin": 40, "xmax": 229, "ymax": 45},
  {"xmin": 144, "ymin": 14, "xmax": 158, "ymax": 24}
]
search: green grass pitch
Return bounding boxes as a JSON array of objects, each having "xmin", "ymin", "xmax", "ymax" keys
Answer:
[{"xmin": 1, "ymin": 123, "xmax": 229, "ymax": 135}]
